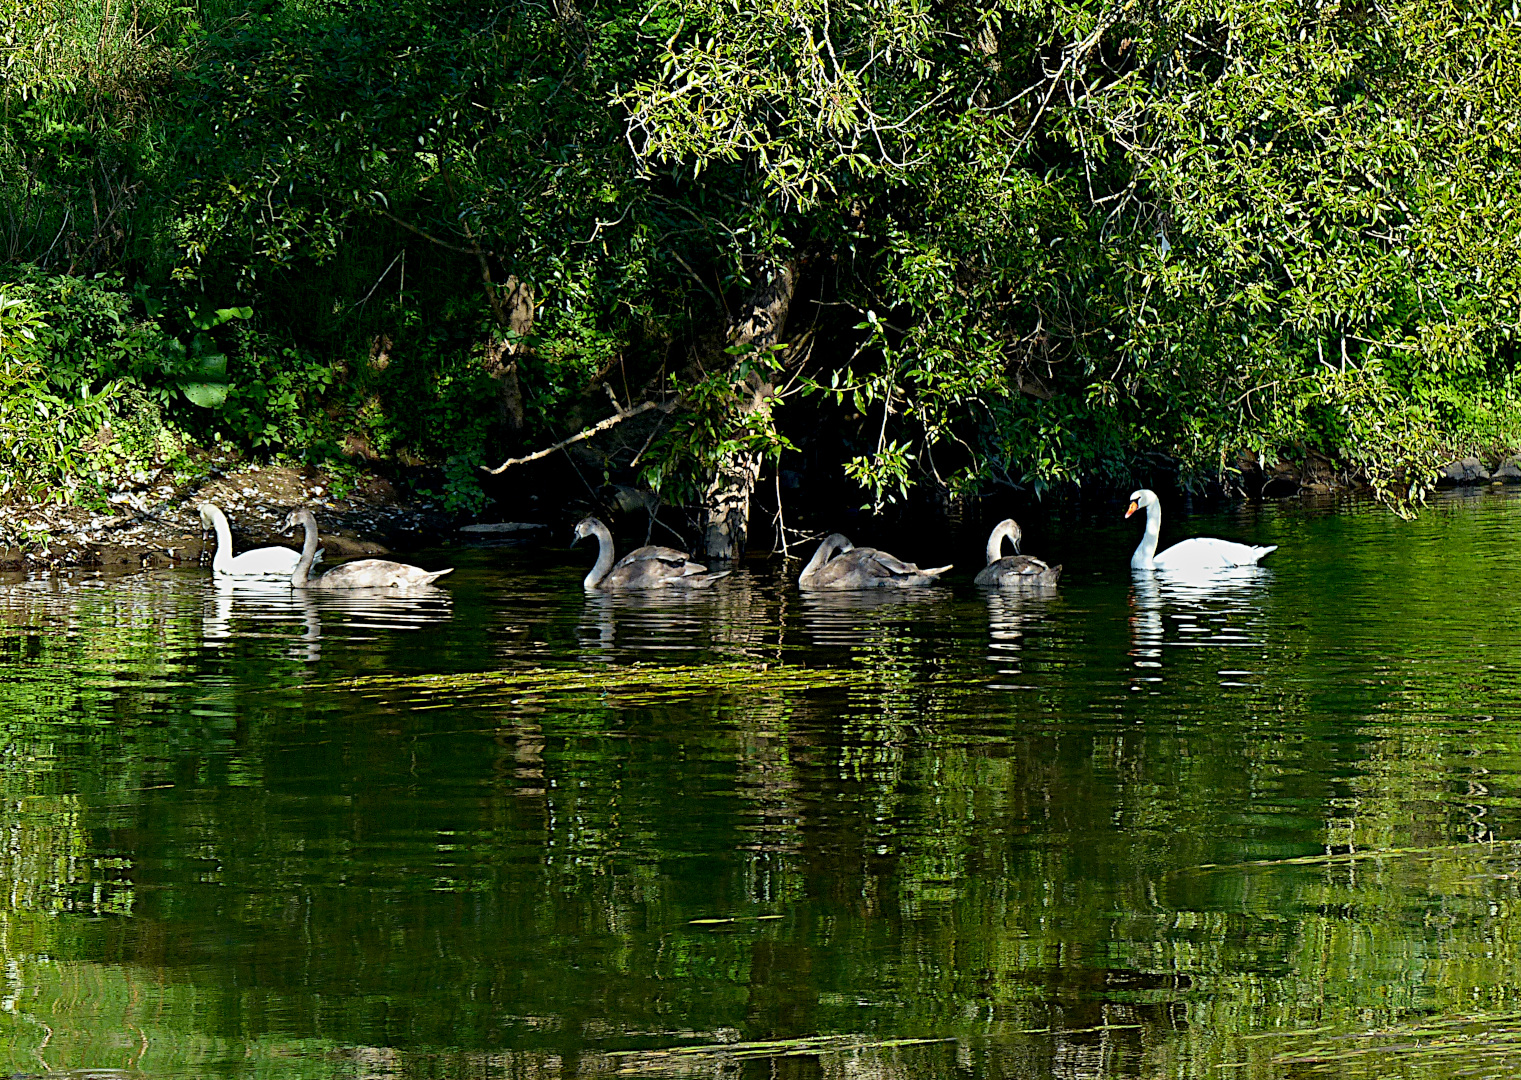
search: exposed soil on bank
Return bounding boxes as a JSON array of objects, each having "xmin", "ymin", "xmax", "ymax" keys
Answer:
[
  {"xmin": 0, "ymin": 463, "xmax": 456, "ymax": 572},
  {"xmin": 3, "ymin": 444, "xmax": 1518, "ymax": 576}
]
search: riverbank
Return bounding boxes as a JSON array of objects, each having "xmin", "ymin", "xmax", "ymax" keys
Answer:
[
  {"xmin": 0, "ymin": 461, "xmax": 448, "ymax": 572},
  {"xmin": 3, "ymin": 445, "xmax": 1520, "ymax": 575}
]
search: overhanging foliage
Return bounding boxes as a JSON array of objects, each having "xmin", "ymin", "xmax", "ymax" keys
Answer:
[{"xmin": 4, "ymin": 0, "xmax": 1520, "ymax": 512}]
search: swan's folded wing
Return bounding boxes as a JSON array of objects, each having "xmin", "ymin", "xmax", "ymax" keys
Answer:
[
  {"xmin": 1003, "ymin": 556, "xmax": 1053, "ymax": 576},
  {"xmin": 858, "ymin": 548, "xmax": 922, "ymax": 577},
  {"xmin": 309, "ymin": 559, "xmax": 386, "ymax": 587},
  {"xmin": 613, "ymin": 544, "xmax": 721, "ymax": 582},
  {"xmin": 978, "ymin": 556, "xmax": 1060, "ymax": 586},
  {"xmin": 616, "ymin": 545, "xmax": 694, "ymax": 567},
  {"xmin": 1154, "ymin": 537, "xmax": 1275, "ymax": 569},
  {"xmin": 223, "ymin": 544, "xmax": 303, "ymax": 577}
]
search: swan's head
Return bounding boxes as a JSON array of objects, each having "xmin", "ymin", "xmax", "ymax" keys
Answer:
[
  {"xmin": 820, "ymin": 533, "xmax": 854, "ymax": 556},
  {"xmin": 1125, "ymin": 489, "xmax": 1158, "ymax": 519},
  {"xmin": 278, "ymin": 507, "xmax": 316, "ymax": 536},
  {"xmin": 196, "ymin": 503, "xmax": 216, "ymax": 529},
  {"xmin": 572, "ymin": 517, "xmax": 600, "ymax": 545},
  {"xmin": 994, "ymin": 518, "xmax": 1022, "ymax": 553}
]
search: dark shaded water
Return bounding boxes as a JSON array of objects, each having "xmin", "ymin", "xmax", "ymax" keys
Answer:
[{"xmin": 3, "ymin": 491, "xmax": 1521, "ymax": 1079}]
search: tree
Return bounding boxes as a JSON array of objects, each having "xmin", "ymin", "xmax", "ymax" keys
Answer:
[{"xmin": 9, "ymin": 0, "xmax": 1521, "ymax": 522}]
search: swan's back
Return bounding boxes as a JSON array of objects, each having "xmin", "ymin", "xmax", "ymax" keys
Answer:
[
  {"xmin": 805, "ymin": 546, "xmax": 950, "ymax": 589},
  {"xmin": 309, "ymin": 559, "xmax": 452, "ymax": 590},
  {"xmin": 603, "ymin": 545, "xmax": 729, "ymax": 589},
  {"xmin": 1153, "ymin": 537, "xmax": 1276, "ymax": 571},
  {"xmin": 222, "ymin": 546, "xmax": 303, "ymax": 578},
  {"xmin": 975, "ymin": 555, "xmax": 1062, "ymax": 587}
]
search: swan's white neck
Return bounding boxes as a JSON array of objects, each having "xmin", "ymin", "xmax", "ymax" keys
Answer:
[
  {"xmin": 205, "ymin": 506, "xmax": 234, "ymax": 573},
  {"xmin": 291, "ymin": 511, "xmax": 320, "ymax": 587},
  {"xmin": 583, "ymin": 521, "xmax": 616, "ymax": 590},
  {"xmin": 986, "ymin": 522, "xmax": 1019, "ymax": 565},
  {"xmin": 1131, "ymin": 500, "xmax": 1162, "ymax": 569}
]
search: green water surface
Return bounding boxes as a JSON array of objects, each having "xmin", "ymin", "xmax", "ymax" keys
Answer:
[{"xmin": 3, "ymin": 491, "xmax": 1521, "ymax": 1079}]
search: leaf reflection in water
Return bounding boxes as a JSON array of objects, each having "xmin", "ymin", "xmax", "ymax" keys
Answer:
[{"xmin": 605, "ymin": 1033, "xmax": 958, "ymax": 1077}]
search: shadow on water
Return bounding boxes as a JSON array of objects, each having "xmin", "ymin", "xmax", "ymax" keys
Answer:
[{"xmin": 3, "ymin": 493, "xmax": 1521, "ymax": 1077}]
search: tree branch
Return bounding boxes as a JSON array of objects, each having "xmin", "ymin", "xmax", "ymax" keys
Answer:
[
  {"xmin": 483, "ymin": 399, "xmax": 679, "ymax": 474},
  {"xmin": 376, "ymin": 209, "xmax": 477, "ymax": 254}
]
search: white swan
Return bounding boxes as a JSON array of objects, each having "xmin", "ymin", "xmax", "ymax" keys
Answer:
[
  {"xmin": 282, "ymin": 507, "xmax": 452, "ymax": 589},
  {"xmin": 1126, "ymin": 489, "xmax": 1276, "ymax": 571},
  {"xmin": 199, "ymin": 502, "xmax": 315, "ymax": 578}
]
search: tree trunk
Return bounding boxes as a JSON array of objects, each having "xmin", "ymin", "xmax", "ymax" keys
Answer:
[
  {"xmin": 481, "ymin": 276, "xmax": 534, "ymax": 431},
  {"xmin": 701, "ymin": 452, "xmax": 763, "ymax": 562},
  {"xmin": 701, "ymin": 261, "xmax": 797, "ymax": 562}
]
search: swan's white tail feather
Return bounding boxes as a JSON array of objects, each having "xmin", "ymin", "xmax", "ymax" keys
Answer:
[{"xmin": 1232, "ymin": 544, "xmax": 1277, "ymax": 565}]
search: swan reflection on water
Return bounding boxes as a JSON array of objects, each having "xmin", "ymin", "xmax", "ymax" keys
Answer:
[
  {"xmin": 1129, "ymin": 566, "xmax": 1272, "ymax": 690},
  {"xmin": 984, "ymin": 586, "xmax": 1058, "ymax": 689},
  {"xmin": 577, "ymin": 573, "xmax": 768, "ymax": 659},
  {"xmin": 203, "ymin": 576, "xmax": 452, "ymax": 660},
  {"xmin": 799, "ymin": 588, "xmax": 949, "ymax": 651}
]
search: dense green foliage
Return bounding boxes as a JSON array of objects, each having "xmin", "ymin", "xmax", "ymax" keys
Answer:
[{"xmin": 4, "ymin": 0, "xmax": 1521, "ymax": 512}]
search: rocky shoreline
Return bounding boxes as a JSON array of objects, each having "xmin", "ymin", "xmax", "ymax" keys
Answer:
[
  {"xmin": 1432, "ymin": 455, "xmax": 1521, "ymax": 486},
  {"xmin": 3, "ymin": 449, "xmax": 1519, "ymax": 575},
  {"xmin": 0, "ymin": 463, "xmax": 450, "ymax": 573},
  {"xmin": 1239, "ymin": 451, "xmax": 1521, "ymax": 497}
]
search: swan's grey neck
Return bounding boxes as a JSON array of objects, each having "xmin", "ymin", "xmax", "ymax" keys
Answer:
[
  {"xmin": 205, "ymin": 505, "xmax": 234, "ymax": 573},
  {"xmin": 583, "ymin": 520, "xmax": 616, "ymax": 589},
  {"xmin": 801, "ymin": 533, "xmax": 851, "ymax": 580},
  {"xmin": 986, "ymin": 521, "xmax": 1020, "ymax": 565},
  {"xmin": 1131, "ymin": 500, "xmax": 1162, "ymax": 569},
  {"xmin": 291, "ymin": 510, "xmax": 320, "ymax": 587}
]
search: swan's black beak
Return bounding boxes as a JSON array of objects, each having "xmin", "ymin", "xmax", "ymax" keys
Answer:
[{"xmin": 1125, "ymin": 500, "xmax": 1138, "ymax": 519}]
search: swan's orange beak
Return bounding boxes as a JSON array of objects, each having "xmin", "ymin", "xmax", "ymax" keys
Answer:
[{"xmin": 1125, "ymin": 500, "xmax": 1138, "ymax": 519}]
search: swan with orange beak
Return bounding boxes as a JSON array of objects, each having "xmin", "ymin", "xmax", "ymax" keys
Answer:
[{"xmin": 1125, "ymin": 489, "xmax": 1276, "ymax": 571}]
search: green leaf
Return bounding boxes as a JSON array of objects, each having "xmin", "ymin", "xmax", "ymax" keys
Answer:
[
  {"xmin": 192, "ymin": 348, "xmax": 228, "ymax": 380},
  {"xmin": 182, "ymin": 382, "xmax": 231, "ymax": 408}
]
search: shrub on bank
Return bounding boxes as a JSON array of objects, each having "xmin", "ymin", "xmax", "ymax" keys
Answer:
[
  {"xmin": 0, "ymin": 268, "xmax": 508, "ymax": 512},
  {"xmin": 8, "ymin": 0, "xmax": 1521, "ymax": 524},
  {"xmin": 0, "ymin": 278, "xmax": 179, "ymax": 504}
]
